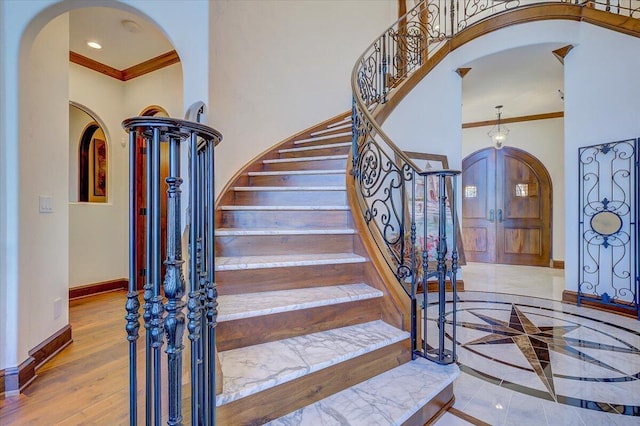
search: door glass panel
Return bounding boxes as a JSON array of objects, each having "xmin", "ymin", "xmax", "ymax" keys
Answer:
[
  {"xmin": 515, "ymin": 183, "xmax": 528, "ymax": 197},
  {"xmin": 462, "ymin": 158, "xmax": 488, "ymax": 219},
  {"xmin": 504, "ymin": 156, "xmax": 540, "ymax": 219},
  {"xmin": 464, "ymin": 185, "xmax": 477, "ymax": 198}
]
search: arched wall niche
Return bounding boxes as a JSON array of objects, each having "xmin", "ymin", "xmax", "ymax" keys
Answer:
[{"xmin": 69, "ymin": 102, "xmax": 111, "ymax": 203}]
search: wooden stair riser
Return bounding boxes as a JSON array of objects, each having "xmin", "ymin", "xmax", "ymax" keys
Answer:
[
  {"xmin": 232, "ymin": 190, "xmax": 346, "ymax": 206},
  {"xmin": 262, "ymin": 158, "xmax": 346, "ymax": 171},
  {"xmin": 292, "ymin": 134, "xmax": 351, "ymax": 147},
  {"xmin": 216, "ymin": 262, "xmax": 366, "ymax": 295},
  {"xmin": 310, "ymin": 125, "xmax": 352, "ymax": 137},
  {"xmin": 216, "ymin": 298, "xmax": 382, "ymax": 351},
  {"xmin": 216, "ymin": 234, "xmax": 354, "ymax": 256},
  {"xmin": 218, "ymin": 210, "xmax": 350, "ymax": 229},
  {"xmin": 249, "ymin": 173, "xmax": 345, "ymax": 187},
  {"xmin": 403, "ymin": 384, "xmax": 454, "ymax": 426},
  {"xmin": 278, "ymin": 144, "xmax": 350, "ymax": 158},
  {"xmin": 216, "ymin": 340, "xmax": 411, "ymax": 425}
]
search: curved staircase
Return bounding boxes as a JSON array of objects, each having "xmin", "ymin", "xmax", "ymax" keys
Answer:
[{"xmin": 214, "ymin": 113, "xmax": 459, "ymax": 425}]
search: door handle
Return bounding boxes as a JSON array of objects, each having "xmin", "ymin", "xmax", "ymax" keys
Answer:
[
  {"xmin": 489, "ymin": 209, "xmax": 494, "ymax": 222},
  {"xmin": 498, "ymin": 209, "xmax": 503, "ymax": 222}
]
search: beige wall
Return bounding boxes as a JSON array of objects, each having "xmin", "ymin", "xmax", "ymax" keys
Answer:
[
  {"xmin": 209, "ymin": 0, "xmax": 396, "ymax": 196},
  {"xmin": 18, "ymin": 13, "xmax": 70, "ymax": 355},
  {"xmin": 68, "ymin": 62, "xmax": 183, "ymax": 289}
]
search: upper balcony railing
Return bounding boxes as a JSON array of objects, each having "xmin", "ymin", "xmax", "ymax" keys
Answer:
[{"xmin": 350, "ymin": 0, "xmax": 636, "ymax": 364}]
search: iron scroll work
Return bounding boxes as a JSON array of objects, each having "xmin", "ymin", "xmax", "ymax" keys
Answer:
[
  {"xmin": 122, "ymin": 116, "xmax": 222, "ymax": 425},
  {"xmin": 578, "ymin": 139, "xmax": 638, "ymax": 319}
]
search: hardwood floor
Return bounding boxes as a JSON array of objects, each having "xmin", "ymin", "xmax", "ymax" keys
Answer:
[{"xmin": 0, "ymin": 291, "xmax": 131, "ymax": 425}]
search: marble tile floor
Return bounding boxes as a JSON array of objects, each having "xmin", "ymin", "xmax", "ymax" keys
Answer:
[{"xmin": 433, "ymin": 263, "xmax": 640, "ymax": 425}]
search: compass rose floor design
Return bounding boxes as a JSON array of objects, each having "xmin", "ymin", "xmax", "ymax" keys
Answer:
[{"xmin": 427, "ymin": 291, "xmax": 640, "ymax": 425}]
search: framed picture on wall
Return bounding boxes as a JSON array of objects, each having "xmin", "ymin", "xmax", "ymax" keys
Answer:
[
  {"xmin": 400, "ymin": 151, "xmax": 466, "ymax": 266},
  {"xmin": 93, "ymin": 138, "xmax": 107, "ymax": 197}
]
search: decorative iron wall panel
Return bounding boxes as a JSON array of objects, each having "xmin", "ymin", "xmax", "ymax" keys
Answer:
[{"xmin": 578, "ymin": 138, "xmax": 638, "ymax": 319}]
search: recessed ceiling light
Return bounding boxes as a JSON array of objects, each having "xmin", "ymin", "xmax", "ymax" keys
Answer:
[
  {"xmin": 87, "ymin": 40, "xmax": 102, "ymax": 50},
  {"xmin": 121, "ymin": 19, "xmax": 141, "ymax": 33}
]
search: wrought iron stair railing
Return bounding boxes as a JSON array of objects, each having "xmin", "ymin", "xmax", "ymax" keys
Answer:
[
  {"xmin": 350, "ymin": 0, "xmax": 638, "ymax": 364},
  {"xmin": 122, "ymin": 116, "xmax": 222, "ymax": 426}
]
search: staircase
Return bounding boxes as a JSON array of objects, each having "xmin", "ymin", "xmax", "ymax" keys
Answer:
[{"xmin": 214, "ymin": 113, "xmax": 459, "ymax": 425}]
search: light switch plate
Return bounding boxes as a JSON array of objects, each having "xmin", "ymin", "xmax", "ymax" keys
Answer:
[{"xmin": 39, "ymin": 195, "xmax": 53, "ymax": 213}]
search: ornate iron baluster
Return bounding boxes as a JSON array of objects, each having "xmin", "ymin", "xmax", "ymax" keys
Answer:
[
  {"xmin": 123, "ymin": 116, "xmax": 222, "ymax": 425},
  {"xmin": 126, "ymin": 129, "xmax": 140, "ymax": 426},
  {"xmin": 150, "ymin": 126, "xmax": 165, "ymax": 426},
  {"xmin": 163, "ymin": 135, "xmax": 186, "ymax": 426}
]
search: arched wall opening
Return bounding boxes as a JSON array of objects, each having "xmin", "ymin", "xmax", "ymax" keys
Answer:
[{"xmin": 1, "ymin": 0, "xmax": 208, "ymax": 386}]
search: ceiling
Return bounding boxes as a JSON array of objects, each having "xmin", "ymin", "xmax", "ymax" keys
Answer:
[
  {"xmin": 461, "ymin": 43, "xmax": 566, "ymax": 123},
  {"xmin": 69, "ymin": 8, "xmax": 173, "ymax": 70},
  {"xmin": 68, "ymin": 9, "xmax": 564, "ymax": 123}
]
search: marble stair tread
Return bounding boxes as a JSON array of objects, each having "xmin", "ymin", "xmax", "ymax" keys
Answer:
[
  {"xmin": 215, "ymin": 252, "xmax": 367, "ymax": 271},
  {"xmin": 326, "ymin": 117, "xmax": 351, "ymax": 128},
  {"xmin": 218, "ymin": 205, "xmax": 349, "ymax": 211},
  {"xmin": 233, "ymin": 186, "xmax": 346, "ymax": 191},
  {"xmin": 292, "ymin": 132, "xmax": 351, "ymax": 145},
  {"xmin": 217, "ymin": 283, "xmax": 383, "ymax": 322},
  {"xmin": 268, "ymin": 358, "xmax": 459, "ymax": 425},
  {"xmin": 263, "ymin": 154, "xmax": 348, "ymax": 164},
  {"xmin": 310, "ymin": 123, "xmax": 352, "ymax": 136},
  {"xmin": 216, "ymin": 320, "xmax": 409, "ymax": 406},
  {"xmin": 247, "ymin": 169, "xmax": 344, "ymax": 176},
  {"xmin": 216, "ymin": 228, "xmax": 355, "ymax": 236},
  {"xmin": 279, "ymin": 142, "xmax": 351, "ymax": 153}
]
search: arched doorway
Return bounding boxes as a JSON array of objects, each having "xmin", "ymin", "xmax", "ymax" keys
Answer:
[{"xmin": 462, "ymin": 146, "xmax": 552, "ymax": 266}]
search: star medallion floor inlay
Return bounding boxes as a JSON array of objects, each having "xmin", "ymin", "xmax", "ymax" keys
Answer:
[{"xmin": 426, "ymin": 292, "xmax": 640, "ymax": 425}]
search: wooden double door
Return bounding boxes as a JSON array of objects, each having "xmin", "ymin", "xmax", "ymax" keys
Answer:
[{"xmin": 462, "ymin": 147, "xmax": 552, "ymax": 266}]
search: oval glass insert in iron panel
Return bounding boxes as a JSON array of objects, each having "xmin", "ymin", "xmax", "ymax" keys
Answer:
[{"xmin": 590, "ymin": 211, "xmax": 623, "ymax": 236}]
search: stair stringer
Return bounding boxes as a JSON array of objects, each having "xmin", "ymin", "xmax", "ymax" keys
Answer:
[{"xmin": 346, "ymin": 150, "xmax": 411, "ymax": 334}]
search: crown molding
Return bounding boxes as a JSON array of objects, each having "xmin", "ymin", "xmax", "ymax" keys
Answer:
[
  {"xmin": 69, "ymin": 50, "xmax": 180, "ymax": 82},
  {"xmin": 462, "ymin": 111, "xmax": 564, "ymax": 129}
]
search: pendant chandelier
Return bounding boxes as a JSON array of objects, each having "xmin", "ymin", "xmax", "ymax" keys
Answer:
[{"xmin": 488, "ymin": 105, "xmax": 509, "ymax": 149}]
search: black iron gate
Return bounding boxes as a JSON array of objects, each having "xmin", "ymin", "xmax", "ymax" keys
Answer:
[{"xmin": 578, "ymin": 138, "xmax": 638, "ymax": 319}]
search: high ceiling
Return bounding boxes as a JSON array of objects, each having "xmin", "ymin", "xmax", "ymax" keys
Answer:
[
  {"xmin": 461, "ymin": 43, "xmax": 566, "ymax": 123},
  {"xmin": 68, "ymin": 8, "xmax": 564, "ymax": 123},
  {"xmin": 69, "ymin": 8, "xmax": 173, "ymax": 70}
]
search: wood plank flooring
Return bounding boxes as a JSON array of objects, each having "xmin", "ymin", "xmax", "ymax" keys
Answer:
[{"xmin": 0, "ymin": 291, "xmax": 131, "ymax": 425}]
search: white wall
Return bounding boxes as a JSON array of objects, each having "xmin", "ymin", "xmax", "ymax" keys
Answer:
[
  {"xmin": 382, "ymin": 56, "xmax": 463, "ymax": 170},
  {"xmin": 18, "ymin": 13, "xmax": 70, "ymax": 355},
  {"xmin": 210, "ymin": 0, "xmax": 396, "ymax": 195},
  {"xmin": 0, "ymin": 0, "xmax": 6, "ymax": 372},
  {"xmin": 462, "ymin": 118, "xmax": 565, "ymax": 260},
  {"xmin": 564, "ymin": 23, "xmax": 640, "ymax": 293}
]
